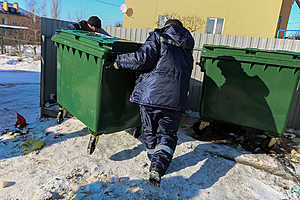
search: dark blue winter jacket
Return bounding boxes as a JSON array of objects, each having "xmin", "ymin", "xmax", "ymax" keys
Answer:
[{"xmin": 115, "ymin": 24, "xmax": 195, "ymax": 112}]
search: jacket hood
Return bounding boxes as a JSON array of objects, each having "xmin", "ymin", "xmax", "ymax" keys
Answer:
[{"xmin": 157, "ymin": 24, "xmax": 195, "ymax": 50}]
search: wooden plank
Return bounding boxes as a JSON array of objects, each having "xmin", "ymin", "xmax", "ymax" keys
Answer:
[
  {"xmin": 295, "ymin": 40, "xmax": 300, "ymax": 52},
  {"xmin": 125, "ymin": 27, "xmax": 131, "ymax": 40},
  {"xmin": 115, "ymin": 27, "xmax": 120, "ymax": 37},
  {"xmin": 120, "ymin": 27, "xmax": 126, "ymax": 39},
  {"xmin": 242, "ymin": 36, "xmax": 252, "ymax": 48},
  {"xmin": 289, "ymin": 39, "xmax": 297, "ymax": 52},
  {"xmin": 265, "ymin": 38, "xmax": 276, "ymax": 50},
  {"xmin": 257, "ymin": 37, "xmax": 268, "ymax": 50},
  {"xmin": 249, "ymin": 37, "xmax": 259, "ymax": 48},
  {"xmin": 213, "ymin": 34, "xmax": 222, "ymax": 45},
  {"xmin": 206, "ymin": 34, "xmax": 214, "ymax": 45},
  {"xmin": 227, "ymin": 35, "xmax": 236, "ymax": 47},
  {"xmin": 282, "ymin": 39, "xmax": 294, "ymax": 51},
  {"xmin": 135, "ymin": 28, "xmax": 142, "ymax": 43},
  {"xmin": 130, "ymin": 28, "xmax": 137, "ymax": 41},
  {"xmin": 234, "ymin": 36, "xmax": 244, "ymax": 48},
  {"xmin": 140, "ymin": 29, "xmax": 148, "ymax": 43},
  {"xmin": 109, "ymin": 27, "xmax": 116, "ymax": 37},
  {"xmin": 220, "ymin": 35, "xmax": 229, "ymax": 46},
  {"xmin": 274, "ymin": 38, "xmax": 285, "ymax": 50},
  {"xmin": 199, "ymin": 33, "xmax": 208, "ymax": 48}
]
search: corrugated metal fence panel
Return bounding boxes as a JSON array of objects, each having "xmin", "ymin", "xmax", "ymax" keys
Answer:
[{"xmin": 41, "ymin": 17, "xmax": 72, "ymax": 107}]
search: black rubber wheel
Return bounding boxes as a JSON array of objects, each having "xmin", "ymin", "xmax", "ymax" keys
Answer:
[
  {"xmin": 87, "ymin": 132, "xmax": 100, "ymax": 155},
  {"xmin": 57, "ymin": 110, "xmax": 64, "ymax": 124}
]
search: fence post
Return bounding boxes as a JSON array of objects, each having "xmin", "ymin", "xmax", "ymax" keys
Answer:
[
  {"xmin": 0, "ymin": 37, "xmax": 3, "ymax": 54},
  {"xmin": 18, "ymin": 40, "xmax": 21, "ymax": 53}
]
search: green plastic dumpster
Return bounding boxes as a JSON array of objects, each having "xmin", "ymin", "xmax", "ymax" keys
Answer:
[
  {"xmin": 200, "ymin": 45, "xmax": 300, "ymax": 136},
  {"xmin": 51, "ymin": 30, "xmax": 142, "ymax": 152}
]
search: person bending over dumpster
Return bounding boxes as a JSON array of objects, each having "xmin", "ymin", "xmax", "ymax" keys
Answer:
[
  {"xmin": 110, "ymin": 19, "xmax": 194, "ymax": 187},
  {"xmin": 69, "ymin": 16, "xmax": 110, "ymax": 35}
]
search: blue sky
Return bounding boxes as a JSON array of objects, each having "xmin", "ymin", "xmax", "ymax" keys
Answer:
[
  {"xmin": 12, "ymin": 0, "xmax": 125, "ymax": 26},
  {"xmin": 287, "ymin": 1, "xmax": 300, "ymax": 30},
  {"xmin": 9, "ymin": 0, "xmax": 300, "ymax": 30}
]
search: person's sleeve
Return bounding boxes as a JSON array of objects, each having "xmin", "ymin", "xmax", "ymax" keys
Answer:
[
  {"xmin": 115, "ymin": 32, "xmax": 160, "ymax": 71},
  {"xmin": 67, "ymin": 23, "xmax": 79, "ymax": 30}
]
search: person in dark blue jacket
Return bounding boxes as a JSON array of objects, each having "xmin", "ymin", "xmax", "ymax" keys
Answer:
[
  {"xmin": 69, "ymin": 16, "xmax": 102, "ymax": 32},
  {"xmin": 68, "ymin": 16, "xmax": 110, "ymax": 36},
  {"xmin": 113, "ymin": 19, "xmax": 194, "ymax": 187}
]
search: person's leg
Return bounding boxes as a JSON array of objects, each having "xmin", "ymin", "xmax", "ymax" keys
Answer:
[
  {"xmin": 149, "ymin": 109, "xmax": 181, "ymax": 187},
  {"xmin": 139, "ymin": 105, "xmax": 158, "ymax": 161}
]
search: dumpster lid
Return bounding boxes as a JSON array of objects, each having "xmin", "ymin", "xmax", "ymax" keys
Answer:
[
  {"xmin": 57, "ymin": 29, "xmax": 120, "ymax": 44},
  {"xmin": 51, "ymin": 29, "xmax": 141, "ymax": 57},
  {"xmin": 201, "ymin": 44, "xmax": 300, "ymax": 69}
]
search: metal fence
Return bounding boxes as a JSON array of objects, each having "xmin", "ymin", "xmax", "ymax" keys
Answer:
[
  {"xmin": 40, "ymin": 17, "xmax": 71, "ymax": 110},
  {"xmin": 41, "ymin": 18, "xmax": 300, "ymax": 130}
]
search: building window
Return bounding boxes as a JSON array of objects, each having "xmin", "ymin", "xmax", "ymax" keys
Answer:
[
  {"xmin": 158, "ymin": 15, "xmax": 173, "ymax": 28},
  {"xmin": 1, "ymin": 18, "xmax": 8, "ymax": 25},
  {"xmin": 12, "ymin": 20, "xmax": 18, "ymax": 26},
  {"xmin": 205, "ymin": 18, "xmax": 225, "ymax": 34}
]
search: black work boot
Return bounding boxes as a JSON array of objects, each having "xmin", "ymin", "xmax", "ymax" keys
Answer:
[{"xmin": 149, "ymin": 169, "xmax": 161, "ymax": 187}]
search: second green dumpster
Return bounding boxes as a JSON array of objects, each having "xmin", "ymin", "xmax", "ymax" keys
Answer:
[{"xmin": 200, "ymin": 45, "xmax": 300, "ymax": 136}]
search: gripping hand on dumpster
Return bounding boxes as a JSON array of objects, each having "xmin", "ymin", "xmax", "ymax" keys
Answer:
[
  {"xmin": 105, "ymin": 53, "xmax": 119, "ymax": 69},
  {"xmin": 106, "ymin": 62, "xmax": 119, "ymax": 69}
]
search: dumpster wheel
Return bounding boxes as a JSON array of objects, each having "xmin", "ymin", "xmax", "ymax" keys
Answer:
[
  {"xmin": 87, "ymin": 131, "xmax": 101, "ymax": 155},
  {"xmin": 57, "ymin": 107, "xmax": 67, "ymax": 124}
]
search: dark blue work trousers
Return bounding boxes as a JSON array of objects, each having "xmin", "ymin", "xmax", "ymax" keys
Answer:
[{"xmin": 139, "ymin": 105, "xmax": 181, "ymax": 176}]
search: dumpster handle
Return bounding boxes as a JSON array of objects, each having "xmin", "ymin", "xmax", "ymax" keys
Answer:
[{"xmin": 245, "ymin": 49, "xmax": 257, "ymax": 54}]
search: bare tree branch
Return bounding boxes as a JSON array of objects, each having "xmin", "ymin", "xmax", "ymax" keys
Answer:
[{"xmin": 51, "ymin": 0, "xmax": 61, "ymax": 19}]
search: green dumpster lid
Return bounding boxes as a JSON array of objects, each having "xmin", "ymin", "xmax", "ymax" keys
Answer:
[
  {"xmin": 201, "ymin": 44, "xmax": 300, "ymax": 69},
  {"xmin": 51, "ymin": 29, "xmax": 141, "ymax": 57}
]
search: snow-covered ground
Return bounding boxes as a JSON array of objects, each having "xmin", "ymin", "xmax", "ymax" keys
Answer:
[
  {"xmin": 0, "ymin": 55, "xmax": 41, "ymax": 72},
  {"xmin": 0, "ymin": 55, "xmax": 299, "ymax": 200}
]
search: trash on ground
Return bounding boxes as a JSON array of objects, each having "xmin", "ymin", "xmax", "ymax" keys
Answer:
[
  {"xmin": 21, "ymin": 137, "xmax": 45, "ymax": 155},
  {"xmin": 190, "ymin": 120, "xmax": 300, "ymax": 176},
  {"xmin": 53, "ymin": 134, "xmax": 64, "ymax": 139},
  {"xmin": 268, "ymin": 137, "xmax": 279, "ymax": 148},
  {"xmin": 294, "ymin": 189, "xmax": 300, "ymax": 195},
  {"xmin": 0, "ymin": 181, "xmax": 14, "ymax": 188},
  {"xmin": 7, "ymin": 60, "xmax": 19, "ymax": 65},
  {"xmin": 15, "ymin": 113, "xmax": 27, "ymax": 129}
]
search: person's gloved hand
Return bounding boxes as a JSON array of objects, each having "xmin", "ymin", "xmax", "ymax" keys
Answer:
[
  {"xmin": 113, "ymin": 62, "xmax": 119, "ymax": 69},
  {"xmin": 105, "ymin": 53, "xmax": 119, "ymax": 69},
  {"xmin": 106, "ymin": 62, "xmax": 119, "ymax": 69}
]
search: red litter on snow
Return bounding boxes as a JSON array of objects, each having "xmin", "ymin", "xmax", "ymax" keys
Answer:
[
  {"xmin": 53, "ymin": 134, "xmax": 64, "ymax": 139},
  {"xmin": 15, "ymin": 113, "xmax": 27, "ymax": 129}
]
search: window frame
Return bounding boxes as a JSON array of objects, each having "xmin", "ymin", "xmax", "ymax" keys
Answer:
[
  {"xmin": 1, "ymin": 17, "xmax": 8, "ymax": 25},
  {"xmin": 205, "ymin": 17, "xmax": 225, "ymax": 34}
]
